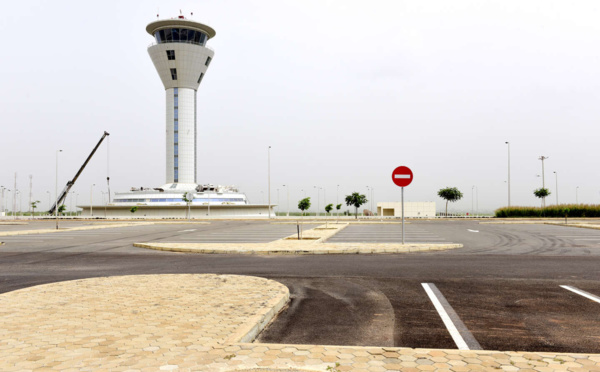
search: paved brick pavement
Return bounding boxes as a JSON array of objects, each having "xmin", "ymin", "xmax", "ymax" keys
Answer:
[{"xmin": 0, "ymin": 274, "xmax": 599, "ymax": 371}]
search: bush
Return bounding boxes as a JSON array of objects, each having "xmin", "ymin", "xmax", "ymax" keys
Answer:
[{"xmin": 495, "ymin": 204, "xmax": 600, "ymax": 218}]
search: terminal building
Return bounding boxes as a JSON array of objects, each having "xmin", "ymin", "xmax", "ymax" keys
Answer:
[
  {"xmin": 79, "ymin": 15, "xmax": 273, "ymax": 218},
  {"xmin": 377, "ymin": 202, "xmax": 436, "ymax": 218}
]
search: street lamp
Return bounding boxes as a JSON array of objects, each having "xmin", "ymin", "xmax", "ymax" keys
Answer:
[
  {"xmin": 277, "ymin": 188, "xmax": 279, "ymax": 217},
  {"xmin": 90, "ymin": 184, "xmax": 95, "ymax": 217},
  {"xmin": 268, "ymin": 146, "xmax": 271, "ymax": 219},
  {"xmin": 539, "ymin": 156, "xmax": 549, "ymax": 208},
  {"xmin": 576, "ymin": 186, "xmax": 579, "ymax": 204},
  {"xmin": 55, "ymin": 149, "xmax": 62, "ymax": 229},
  {"xmin": 283, "ymin": 184, "xmax": 289, "ymax": 217},
  {"xmin": 314, "ymin": 186, "xmax": 320, "ymax": 217},
  {"xmin": 471, "ymin": 186, "xmax": 475, "ymax": 216},
  {"xmin": 505, "ymin": 141, "xmax": 510, "ymax": 207},
  {"xmin": 46, "ymin": 191, "xmax": 50, "ymax": 212},
  {"xmin": 553, "ymin": 171, "xmax": 558, "ymax": 205}
]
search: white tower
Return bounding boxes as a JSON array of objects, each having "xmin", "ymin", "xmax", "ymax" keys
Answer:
[{"xmin": 146, "ymin": 16, "xmax": 215, "ymax": 187}]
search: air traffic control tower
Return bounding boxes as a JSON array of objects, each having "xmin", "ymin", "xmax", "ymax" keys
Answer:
[{"xmin": 146, "ymin": 15, "xmax": 215, "ymax": 187}]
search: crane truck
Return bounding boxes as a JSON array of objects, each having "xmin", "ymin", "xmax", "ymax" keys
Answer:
[{"xmin": 49, "ymin": 131, "xmax": 110, "ymax": 214}]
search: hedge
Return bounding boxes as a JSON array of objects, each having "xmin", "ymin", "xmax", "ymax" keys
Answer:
[{"xmin": 495, "ymin": 204, "xmax": 600, "ymax": 218}]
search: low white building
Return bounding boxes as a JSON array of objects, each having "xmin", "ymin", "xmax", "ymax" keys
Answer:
[{"xmin": 377, "ymin": 202, "xmax": 436, "ymax": 218}]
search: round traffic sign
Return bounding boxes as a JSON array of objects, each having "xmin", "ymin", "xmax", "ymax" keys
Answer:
[{"xmin": 392, "ymin": 166, "xmax": 413, "ymax": 187}]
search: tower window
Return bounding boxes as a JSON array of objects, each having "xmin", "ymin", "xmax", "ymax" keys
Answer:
[
  {"xmin": 205, "ymin": 56, "xmax": 212, "ymax": 66},
  {"xmin": 166, "ymin": 50, "xmax": 175, "ymax": 60},
  {"xmin": 170, "ymin": 68, "xmax": 177, "ymax": 80},
  {"xmin": 197, "ymin": 73, "xmax": 204, "ymax": 84}
]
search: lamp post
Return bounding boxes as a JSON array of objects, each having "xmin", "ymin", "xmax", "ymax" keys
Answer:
[
  {"xmin": 336, "ymin": 184, "xmax": 340, "ymax": 220},
  {"xmin": 314, "ymin": 186, "xmax": 320, "ymax": 217},
  {"xmin": 539, "ymin": 156, "xmax": 549, "ymax": 208},
  {"xmin": 0, "ymin": 186, "xmax": 5, "ymax": 215},
  {"xmin": 277, "ymin": 188, "xmax": 280, "ymax": 217},
  {"xmin": 268, "ymin": 145, "xmax": 271, "ymax": 219},
  {"xmin": 46, "ymin": 191, "xmax": 50, "ymax": 213},
  {"xmin": 471, "ymin": 186, "xmax": 475, "ymax": 216},
  {"xmin": 505, "ymin": 141, "xmax": 511, "ymax": 207},
  {"xmin": 55, "ymin": 149, "xmax": 62, "ymax": 229},
  {"xmin": 283, "ymin": 184, "xmax": 289, "ymax": 217},
  {"xmin": 576, "ymin": 186, "xmax": 579, "ymax": 204},
  {"xmin": 90, "ymin": 184, "xmax": 95, "ymax": 217},
  {"xmin": 553, "ymin": 171, "xmax": 558, "ymax": 205}
]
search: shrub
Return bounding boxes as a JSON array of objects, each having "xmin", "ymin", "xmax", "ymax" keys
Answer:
[{"xmin": 495, "ymin": 204, "xmax": 600, "ymax": 218}]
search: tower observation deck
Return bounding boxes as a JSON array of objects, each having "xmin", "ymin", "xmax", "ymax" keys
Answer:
[{"xmin": 146, "ymin": 16, "xmax": 216, "ymax": 186}]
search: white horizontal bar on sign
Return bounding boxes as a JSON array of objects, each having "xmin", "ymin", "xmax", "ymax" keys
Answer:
[{"xmin": 394, "ymin": 175, "xmax": 411, "ymax": 179}]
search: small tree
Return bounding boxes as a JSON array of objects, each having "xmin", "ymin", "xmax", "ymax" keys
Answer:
[
  {"xmin": 31, "ymin": 200, "xmax": 40, "ymax": 218},
  {"xmin": 325, "ymin": 203, "xmax": 333, "ymax": 228},
  {"xmin": 345, "ymin": 192, "xmax": 368, "ymax": 219},
  {"xmin": 336, "ymin": 203, "xmax": 342, "ymax": 223},
  {"xmin": 130, "ymin": 206, "xmax": 138, "ymax": 214},
  {"xmin": 298, "ymin": 197, "xmax": 311, "ymax": 217},
  {"xmin": 437, "ymin": 187, "xmax": 463, "ymax": 216},
  {"xmin": 182, "ymin": 192, "xmax": 193, "ymax": 220},
  {"xmin": 533, "ymin": 188, "xmax": 550, "ymax": 209},
  {"xmin": 58, "ymin": 204, "xmax": 66, "ymax": 216}
]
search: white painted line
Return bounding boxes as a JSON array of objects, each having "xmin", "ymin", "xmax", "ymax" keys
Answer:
[
  {"xmin": 560, "ymin": 285, "xmax": 600, "ymax": 304},
  {"xmin": 178, "ymin": 229, "xmax": 197, "ymax": 232},
  {"xmin": 467, "ymin": 229, "xmax": 479, "ymax": 233},
  {"xmin": 394, "ymin": 174, "xmax": 411, "ymax": 179},
  {"xmin": 573, "ymin": 238, "xmax": 600, "ymax": 241},
  {"xmin": 421, "ymin": 283, "xmax": 481, "ymax": 350}
]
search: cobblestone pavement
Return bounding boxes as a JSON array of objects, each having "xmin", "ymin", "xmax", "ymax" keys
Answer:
[
  {"xmin": 134, "ymin": 224, "xmax": 463, "ymax": 255},
  {"xmin": 0, "ymin": 274, "xmax": 599, "ymax": 371}
]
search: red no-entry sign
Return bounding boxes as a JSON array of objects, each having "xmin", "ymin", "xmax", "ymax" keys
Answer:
[{"xmin": 392, "ymin": 166, "xmax": 413, "ymax": 187}]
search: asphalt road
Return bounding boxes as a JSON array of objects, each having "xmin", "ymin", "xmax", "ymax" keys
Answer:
[{"xmin": 1, "ymin": 219, "xmax": 600, "ymax": 353}]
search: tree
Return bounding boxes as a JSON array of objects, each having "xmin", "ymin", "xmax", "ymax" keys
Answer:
[
  {"xmin": 298, "ymin": 197, "xmax": 311, "ymax": 217},
  {"xmin": 130, "ymin": 206, "xmax": 138, "ymax": 214},
  {"xmin": 31, "ymin": 200, "xmax": 40, "ymax": 217},
  {"xmin": 58, "ymin": 204, "xmax": 66, "ymax": 216},
  {"xmin": 437, "ymin": 187, "xmax": 463, "ymax": 216},
  {"xmin": 325, "ymin": 203, "xmax": 333, "ymax": 215},
  {"xmin": 345, "ymin": 192, "xmax": 368, "ymax": 219},
  {"xmin": 533, "ymin": 188, "xmax": 550, "ymax": 208},
  {"xmin": 182, "ymin": 192, "xmax": 193, "ymax": 220},
  {"xmin": 336, "ymin": 203, "xmax": 342, "ymax": 223}
]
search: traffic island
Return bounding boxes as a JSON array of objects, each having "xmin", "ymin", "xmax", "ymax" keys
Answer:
[
  {"xmin": 134, "ymin": 223, "xmax": 463, "ymax": 254},
  {"xmin": 1, "ymin": 274, "xmax": 599, "ymax": 372}
]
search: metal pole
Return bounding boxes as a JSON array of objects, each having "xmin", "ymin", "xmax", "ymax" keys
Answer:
[
  {"xmin": 90, "ymin": 184, "xmax": 95, "ymax": 217},
  {"xmin": 576, "ymin": 186, "xmax": 579, "ymax": 204},
  {"xmin": 268, "ymin": 146, "xmax": 271, "ymax": 219},
  {"xmin": 505, "ymin": 141, "xmax": 510, "ymax": 206},
  {"xmin": 277, "ymin": 188, "xmax": 279, "ymax": 217},
  {"xmin": 554, "ymin": 171, "xmax": 558, "ymax": 205},
  {"xmin": 401, "ymin": 187, "xmax": 405, "ymax": 244},
  {"xmin": 539, "ymin": 156, "xmax": 548, "ymax": 208},
  {"xmin": 55, "ymin": 150, "xmax": 62, "ymax": 228}
]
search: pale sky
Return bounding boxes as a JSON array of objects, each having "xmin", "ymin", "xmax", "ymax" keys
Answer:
[{"xmin": 1, "ymin": 0, "xmax": 599, "ymax": 214}]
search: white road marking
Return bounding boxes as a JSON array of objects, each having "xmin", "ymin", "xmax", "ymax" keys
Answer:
[
  {"xmin": 178, "ymin": 229, "xmax": 197, "ymax": 232},
  {"xmin": 422, "ymin": 283, "xmax": 482, "ymax": 350},
  {"xmin": 573, "ymin": 238, "xmax": 600, "ymax": 241},
  {"xmin": 467, "ymin": 229, "xmax": 479, "ymax": 233},
  {"xmin": 560, "ymin": 285, "xmax": 600, "ymax": 304}
]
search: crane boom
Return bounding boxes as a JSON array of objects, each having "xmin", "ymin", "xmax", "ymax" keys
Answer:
[{"xmin": 49, "ymin": 131, "xmax": 110, "ymax": 214}]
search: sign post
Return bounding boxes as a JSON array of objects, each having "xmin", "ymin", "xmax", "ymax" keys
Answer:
[{"xmin": 391, "ymin": 166, "xmax": 413, "ymax": 244}]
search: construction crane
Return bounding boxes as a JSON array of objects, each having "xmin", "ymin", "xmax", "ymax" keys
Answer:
[{"xmin": 49, "ymin": 131, "xmax": 110, "ymax": 214}]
